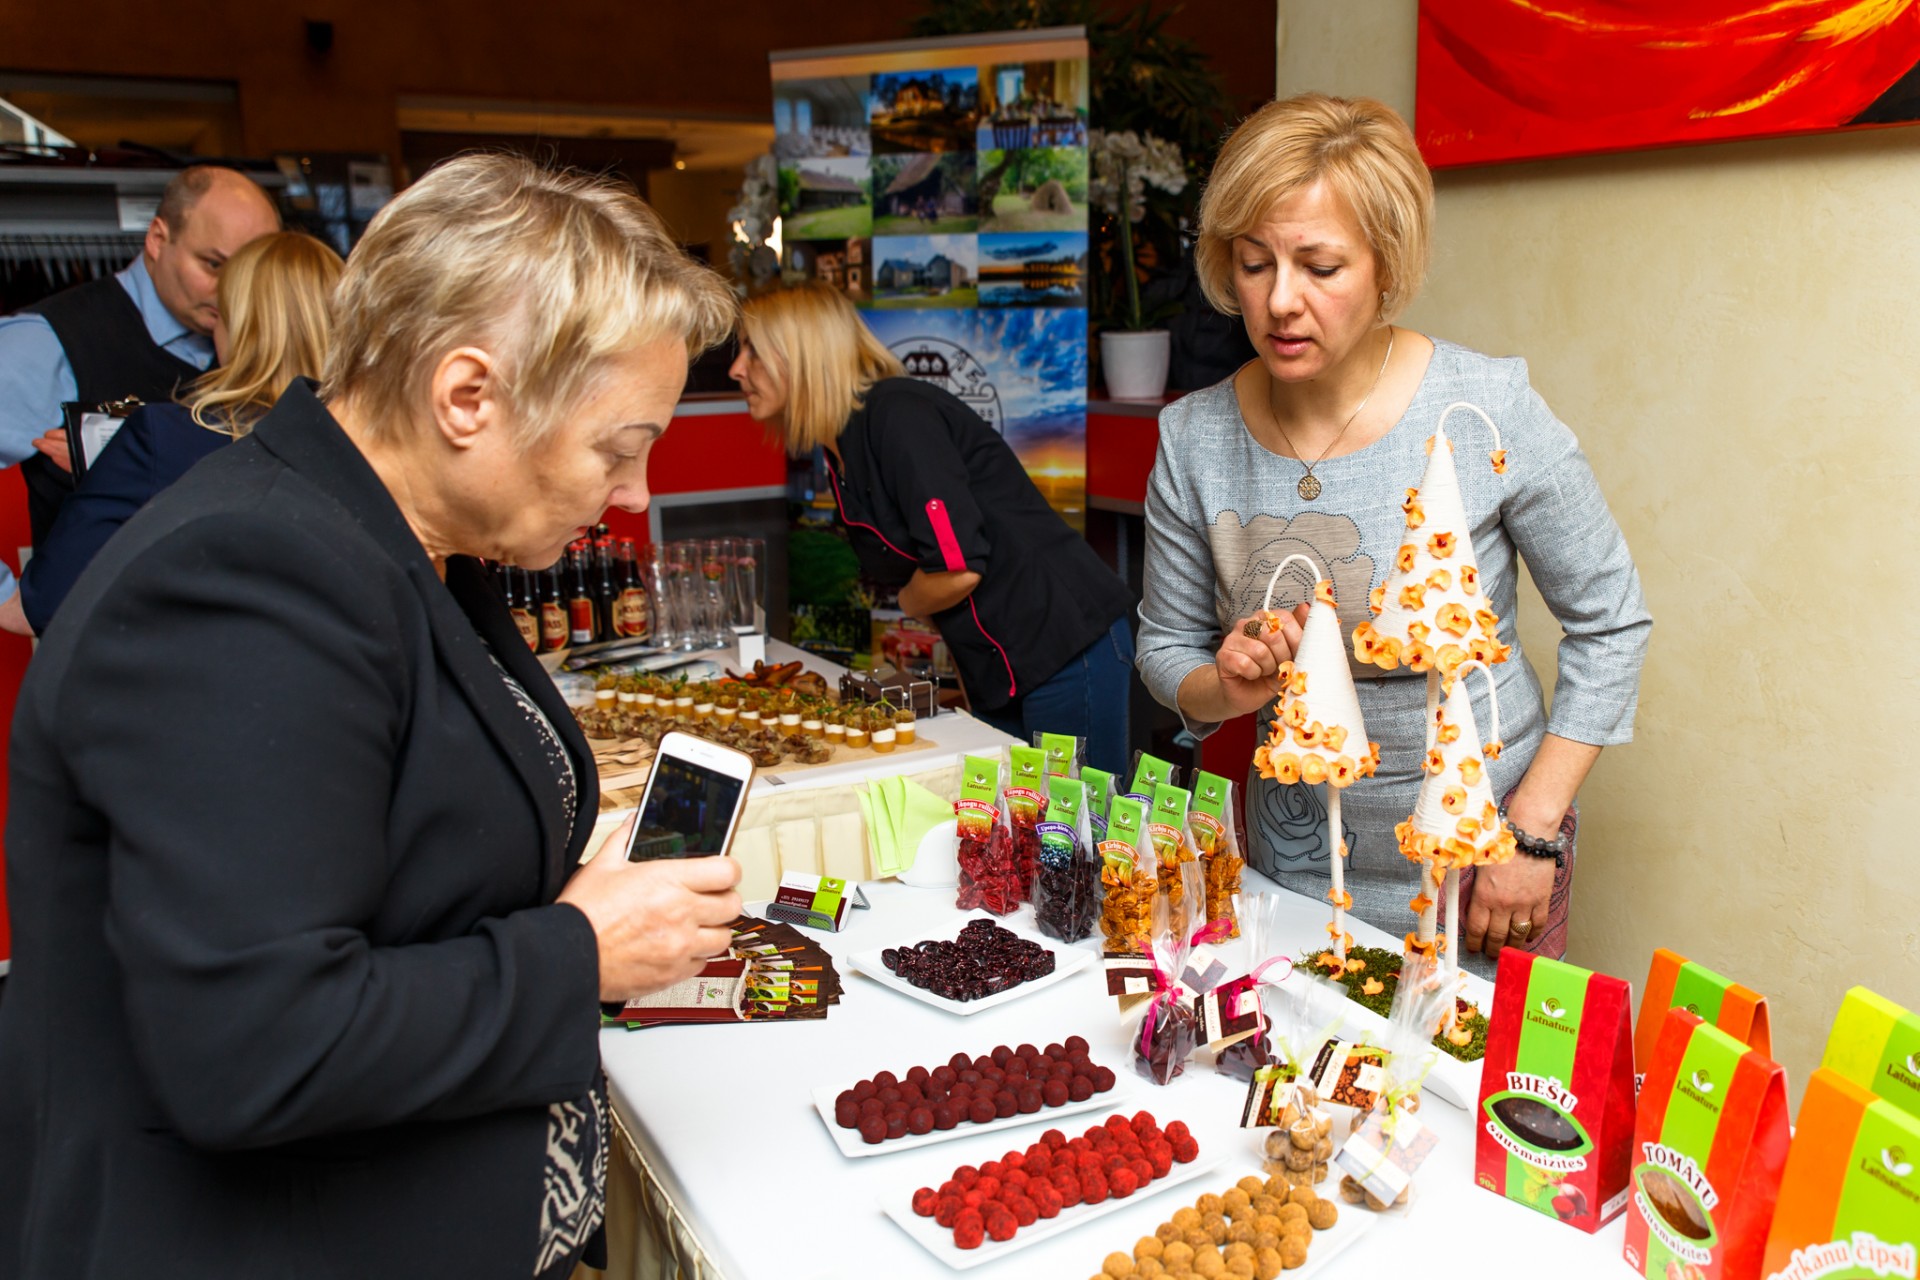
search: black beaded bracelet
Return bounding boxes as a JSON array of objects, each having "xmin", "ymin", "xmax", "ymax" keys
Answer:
[{"xmin": 1498, "ymin": 801, "xmax": 1567, "ymax": 868}]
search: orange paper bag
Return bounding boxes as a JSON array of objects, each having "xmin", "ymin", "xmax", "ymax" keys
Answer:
[{"xmin": 1636, "ymin": 948, "xmax": 1772, "ymax": 1087}]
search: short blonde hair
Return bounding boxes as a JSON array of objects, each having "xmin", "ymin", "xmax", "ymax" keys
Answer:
[
  {"xmin": 740, "ymin": 284, "xmax": 903, "ymax": 456},
  {"xmin": 322, "ymin": 153, "xmax": 736, "ymax": 447},
  {"xmin": 1196, "ymin": 94, "xmax": 1433, "ymax": 322},
  {"xmin": 187, "ymin": 231, "xmax": 342, "ymax": 438}
]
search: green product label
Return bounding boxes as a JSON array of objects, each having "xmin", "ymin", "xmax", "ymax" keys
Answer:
[
  {"xmin": 1824, "ymin": 987, "xmax": 1920, "ymax": 1124},
  {"xmin": 1484, "ymin": 958, "xmax": 1594, "ymax": 1217},
  {"xmin": 1045, "ymin": 775, "xmax": 1084, "ymax": 821},
  {"xmin": 1192, "ymin": 770, "xmax": 1231, "ymax": 821},
  {"xmin": 1828, "ymin": 1102, "xmax": 1920, "ymax": 1275},
  {"xmin": 1007, "ymin": 745, "xmax": 1047, "ymax": 820},
  {"xmin": 1670, "ymin": 961, "xmax": 1734, "ymax": 1027},
  {"xmin": 1127, "ymin": 752, "xmax": 1177, "ymax": 802},
  {"xmin": 1041, "ymin": 732, "xmax": 1080, "ymax": 778},
  {"xmin": 1635, "ymin": 1023, "xmax": 1746, "ymax": 1272},
  {"xmin": 1148, "ymin": 783, "xmax": 1191, "ymax": 861},
  {"xmin": 1083, "ymin": 768, "xmax": 1114, "ymax": 819},
  {"xmin": 957, "ymin": 754, "xmax": 1001, "ymax": 838},
  {"xmin": 1101, "ymin": 795, "xmax": 1150, "ymax": 877}
]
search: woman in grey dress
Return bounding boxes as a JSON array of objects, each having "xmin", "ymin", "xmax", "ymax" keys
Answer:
[{"xmin": 1136, "ymin": 94, "xmax": 1650, "ymax": 978}]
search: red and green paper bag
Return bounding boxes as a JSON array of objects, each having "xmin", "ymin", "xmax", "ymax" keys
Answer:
[
  {"xmin": 1760, "ymin": 1069, "xmax": 1919, "ymax": 1280},
  {"xmin": 1476, "ymin": 948, "xmax": 1636, "ymax": 1230},
  {"xmin": 1636, "ymin": 948, "xmax": 1773, "ymax": 1088},
  {"xmin": 1625, "ymin": 1008, "xmax": 1790, "ymax": 1280},
  {"xmin": 1820, "ymin": 987, "xmax": 1920, "ymax": 1123}
]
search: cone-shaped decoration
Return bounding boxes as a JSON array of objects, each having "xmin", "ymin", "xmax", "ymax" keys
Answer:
[
  {"xmin": 1353, "ymin": 402, "xmax": 1512, "ymax": 679},
  {"xmin": 1253, "ymin": 561, "xmax": 1380, "ymax": 792},
  {"xmin": 1395, "ymin": 660, "xmax": 1516, "ymax": 873}
]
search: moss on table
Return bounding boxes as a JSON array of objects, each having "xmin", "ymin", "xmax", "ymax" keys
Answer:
[{"xmin": 1307, "ymin": 946, "xmax": 1490, "ymax": 1063}]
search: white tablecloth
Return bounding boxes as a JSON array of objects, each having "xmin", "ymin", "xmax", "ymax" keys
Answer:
[{"xmin": 598, "ymin": 872, "xmax": 1632, "ymax": 1280}]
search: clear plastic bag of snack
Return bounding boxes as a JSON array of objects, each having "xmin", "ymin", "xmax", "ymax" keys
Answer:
[
  {"xmin": 1098, "ymin": 793, "xmax": 1158, "ymax": 955},
  {"xmin": 1033, "ymin": 730, "xmax": 1086, "ymax": 779},
  {"xmin": 1032, "ymin": 773, "xmax": 1100, "ymax": 942},
  {"xmin": 1133, "ymin": 860, "xmax": 1205, "ymax": 1086},
  {"xmin": 1243, "ymin": 970, "xmax": 1347, "ymax": 1192},
  {"xmin": 1331, "ymin": 949, "xmax": 1449, "ymax": 1215},
  {"xmin": 954, "ymin": 751, "xmax": 1021, "ymax": 915},
  {"xmin": 1081, "ymin": 767, "xmax": 1115, "ymax": 844},
  {"xmin": 1216, "ymin": 892, "xmax": 1288, "ymax": 1082},
  {"xmin": 1146, "ymin": 782, "xmax": 1196, "ymax": 909},
  {"xmin": 1003, "ymin": 744, "xmax": 1049, "ymax": 903},
  {"xmin": 1185, "ymin": 769, "xmax": 1244, "ymax": 938}
]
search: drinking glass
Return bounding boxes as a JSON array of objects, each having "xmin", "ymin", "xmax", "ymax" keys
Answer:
[
  {"xmin": 732, "ymin": 536, "xmax": 766, "ymax": 632},
  {"xmin": 700, "ymin": 539, "xmax": 733, "ymax": 648}
]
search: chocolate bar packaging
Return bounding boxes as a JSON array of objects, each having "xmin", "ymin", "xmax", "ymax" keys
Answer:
[
  {"xmin": 1625, "ymin": 1008, "xmax": 1790, "ymax": 1280},
  {"xmin": 1636, "ymin": 948, "xmax": 1773, "ymax": 1087},
  {"xmin": 1475, "ymin": 948, "xmax": 1636, "ymax": 1230},
  {"xmin": 1761, "ymin": 1069, "xmax": 1919, "ymax": 1280},
  {"xmin": 1820, "ymin": 986, "xmax": 1920, "ymax": 1123}
]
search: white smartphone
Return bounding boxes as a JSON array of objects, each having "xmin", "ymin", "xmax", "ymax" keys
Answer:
[{"xmin": 623, "ymin": 731, "xmax": 757, "ymax": 862}]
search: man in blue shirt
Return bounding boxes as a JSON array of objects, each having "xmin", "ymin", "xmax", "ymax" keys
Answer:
[{"xmin": 0, "ymin": 165, "xmax": 279, "ymax": 634}]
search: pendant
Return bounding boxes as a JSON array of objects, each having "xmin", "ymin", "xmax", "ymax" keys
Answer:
[{"xmin": 1297, "ymin": 473, "xmax": 1322, "ymax": 501}]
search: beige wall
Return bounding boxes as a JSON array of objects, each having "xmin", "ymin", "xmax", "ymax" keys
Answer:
[{"xmin": 1278, "ymin": 0, "xmax": 1920, "ymax": 1099}]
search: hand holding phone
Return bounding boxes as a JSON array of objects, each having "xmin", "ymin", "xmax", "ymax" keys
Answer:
[
  {"xmin": 560, "ymin": 814, "xmax": 744, "ymax": 1001},
  {"xmin": 623, "ymin": 732, "xmax": 756, "ymax": 861}
]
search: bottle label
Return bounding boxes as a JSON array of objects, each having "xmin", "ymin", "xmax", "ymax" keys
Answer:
[
  {"xmin": 619, "ymin": 588, "xmax": 649, "ymax": 638},
  {"xmin": 511, "ymin": 607, "xmax": 538, "ymax": 650},
  {"xmin": 569, "ymin": 598, "xmax": 595, "ymax": 644},
  {"xmin": 540, "ymin": 602, "xmax": 568, "ymax": 650}
]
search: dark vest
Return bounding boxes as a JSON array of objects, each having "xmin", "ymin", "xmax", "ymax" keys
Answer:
[{"xmin": 20, "ymin": 275, "xmax": 203, "ymax": 545}]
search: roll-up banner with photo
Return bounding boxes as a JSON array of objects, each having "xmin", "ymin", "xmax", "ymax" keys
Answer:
[{"xmin": 771, "ymin": 27, "xmax": 1091, "ymax": 525}]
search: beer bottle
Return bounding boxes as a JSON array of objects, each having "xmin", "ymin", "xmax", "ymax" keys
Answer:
[
  {"xmin": 567, "ymin": 542, "xmax": 597, "ymax": 645},
  {"xmin": 508, "ymin": 566, "xmax": 538, "ymax": 650},
  {"xmin": 539, "ymin": 563, "xmax": 568, "ymax": 651},
  {"xmin": 615, "ymin": 538, "xmax": 650, "ymax": 640},
  {"xmin": 593, "ymin": 538, "xmax": 620, "ymax": 643}
]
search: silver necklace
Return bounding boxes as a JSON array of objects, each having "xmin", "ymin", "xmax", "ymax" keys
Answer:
[{"xmin": 1268, "ymin": 327, "xmax": 1395, "ymax": 501}]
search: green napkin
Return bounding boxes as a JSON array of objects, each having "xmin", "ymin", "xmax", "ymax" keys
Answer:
[
  {"xmin": 855, "ymin": 784, "xmax": 890, "ymax": 877},
  {"xmin": 897, "ymin": 777, "xmax": 954, "ymax": 866}
]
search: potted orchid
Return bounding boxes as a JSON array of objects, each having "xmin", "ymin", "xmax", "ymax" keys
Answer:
[{"xmin": 1089, "ymin": 129, "xmax": 1188, "ymax": 399}]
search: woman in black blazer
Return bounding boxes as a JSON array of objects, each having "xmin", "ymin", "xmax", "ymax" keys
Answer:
[
  {"xmin": 20, "ymin": 230, "xmax": 342, "ymax": 633},
  {"xmin": 0, "ymin": 156, "xmax": 741, "ymax": 1279}
]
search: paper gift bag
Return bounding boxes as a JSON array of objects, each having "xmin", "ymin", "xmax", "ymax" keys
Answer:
[
  {"xmin": 1476, "ymin": 948, "xmax": 1636, "ymax": 1231},
  {"xmin": 1761, "ymin": 1069, "xmax": 1920, "ymax": 1280},
  {"xmin": 1821, "ymin": 986, "xmax": 1920, "ymax": 1123},
  {"xmin": 1625, "ymin": 1009, "xmax": 1790, "ymax": 1280},
  {"xmin": 1636, "ymin": 948, "xmax": 1773, "ymax": 1088}
]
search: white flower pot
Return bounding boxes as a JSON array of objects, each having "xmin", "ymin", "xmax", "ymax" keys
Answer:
[{"xmin": 1100, "ymin": 328, "xmax": 1171, "ymax": 400}]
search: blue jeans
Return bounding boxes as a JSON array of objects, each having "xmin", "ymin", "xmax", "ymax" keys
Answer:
[{"xmin": 977, "ymin": 617, "xmax": 1134, "ymax": 777}]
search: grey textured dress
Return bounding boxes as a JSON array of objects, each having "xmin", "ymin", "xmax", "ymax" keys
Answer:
[{"xmin": 1136, "ymin": 338, "xmax": 1651, "ymax": 977}]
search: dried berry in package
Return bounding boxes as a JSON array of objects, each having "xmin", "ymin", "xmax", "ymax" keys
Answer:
[
  {"xmin": 1146, "ymin": 782, "xmax": 1196, "ymax": 908},
  {"xmin": 1134, "ymin": 860, "xmax": 1204, "ymax": 1086},
  {"xmin": 1098, "ymin": 794, "xmax": 1157, "ymax": 956},
  {"xmin": 1186, "ymin": 770, "xmax": 1244, "ymax": 938},
  {"xmin": 955, "ymin": 752, "xmax": 1021, "ymax": 915},
  {"xmin": 1003, "ymin": 744, "xmax": 1049, "ymax": 903},
  {"xmin": 1033, "ymin": 774, "xmax": 1100, "ymax": 942}
]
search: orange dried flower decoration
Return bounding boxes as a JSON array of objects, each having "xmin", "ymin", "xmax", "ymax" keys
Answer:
[
  {"xmin": 1436, "ymin": 603, "xmax": 1472, "ymax": 637},
  {"xmin": 1268, "ymin": 752, "xmax": 1301, "ymax": 785},
  {"xmin": 1428, "ymin": 531, "xmax": 1457, "ymax": 558},
  {"xmin": 1299, "ymin": 756, "xmax": 1329, "ymax": 786},
  {"xmin": 1402, "ymin": 488, "xmax": 1425, "ymax": 529},
  {"xmin": 1423, "ymin": 747, "xmax": 1445, "ymax": 775},
  {"xmin": 1396, "ymin": 544, "xmax": 1418, "ymax": 573},
  {"xmin": 1399, "ymin": 583, "xmax": 1428, "ymax": 611},
  {"xmin": 1441, "ymin": 786, "xmax": 1468, "ymax": 815},
  {"xmin": 1460, "ymin": 565, "xmax": 1479, "ymax": 595},
  {"xmin": 1362, "ymin": 977, "xmax": 1385, "ymax": 996},
  {"xmin": 1328, "ymin": 888, "xmax": 1353, "ymax": 910},
  {"xmin": 1368, "ymin": 583, "xmax": 1386, "ymax": 615},
  {"xmin": 1489, "ymin": 449, "xmax": 1508, "ymax": 475},
  {"xmin": 1460, "ymin": 757, "xmax": 1484, "ymax": 785},
  {"xmin": 1314, "ymin": 578, "xmax": 1337, "ymax": 606}
]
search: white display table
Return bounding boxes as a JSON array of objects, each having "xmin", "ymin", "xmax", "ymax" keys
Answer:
[{"xmin": 597, "ymin": 873, "xmax": 1631, "ymax": 1280}]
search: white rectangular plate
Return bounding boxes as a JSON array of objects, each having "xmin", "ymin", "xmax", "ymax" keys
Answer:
[
  {"xmin": 881, "ymin": 1150, "xmax": 1230, "ymax": 1271},
  {"xmin": 1273, "ymin": 967, "xmax": 1486, "ymax": 1110},
  {"xmin": 811, "ymin": 1074, "xmax": 1130, "ymax": 1159},
  {"xmin": 847, "ymin": 914, "xmax": 1095, "ymax": 1016}
]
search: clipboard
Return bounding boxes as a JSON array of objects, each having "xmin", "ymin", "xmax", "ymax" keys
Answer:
[{"xmin": 61, "ymin": 396, "xmax": 144, "ymax": 479}]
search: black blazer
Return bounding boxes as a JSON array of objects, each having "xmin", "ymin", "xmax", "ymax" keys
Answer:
[{"xmin": 0, "ymin": 381, "xmax": 604, "ymax": 1278}]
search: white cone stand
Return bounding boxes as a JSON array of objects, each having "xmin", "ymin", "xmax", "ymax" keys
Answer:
[
  {"xmin": 1260, "ymin": 552, "xmax": 1373, "ymax": 965},
  {"xmin": 1413, "ymin": 658, "xmax": 1507, "ymax": 1008}
]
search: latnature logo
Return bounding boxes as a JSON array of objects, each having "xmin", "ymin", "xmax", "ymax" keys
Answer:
[
  {"xmin": 1885, "ymin": 1146, "xmax": 1914, "ymax": 1178},
  {"xmin": 1691, "ymin": 1069, "xmax": 1715, "ymax": 1095},
  {"xmin": 1540, "ymin": 997, "xmax": 1566, "ymax": 1019}
]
